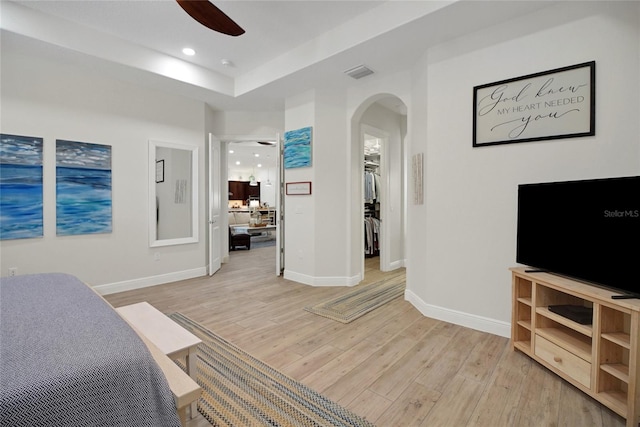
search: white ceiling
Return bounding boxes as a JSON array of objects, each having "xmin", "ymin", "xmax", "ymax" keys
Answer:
[
  {"xmin": 228, "ymin": 141, "xmax": 278, "ymax": 173},
  {"xmin": 11, "ymin": 0, "xmax": 383, "ymax": 79},
  {"xmin": 1, "ymin": 0, "xmax": 556, "ymax": 175},
  {"xmin": 1, "ymin": 1, "xmax": 554, "ymax": 113}
]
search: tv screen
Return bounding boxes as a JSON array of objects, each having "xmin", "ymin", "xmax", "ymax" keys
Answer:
[{"xmin": 517, "ymin": 176, "xmax": 640, "ymax": 296}]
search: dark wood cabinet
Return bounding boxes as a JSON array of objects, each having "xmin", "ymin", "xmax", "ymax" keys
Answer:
[
  {"xmin": 247, "ymin": 183, "xmax": 260, "ymax": 198},
  {"xmin": 228, "ymin": 181, "xmax": 244, "ymax": 199},
  {"xmin": 228, "ymin": 181, "xmax": 260, "ymax": 202}
]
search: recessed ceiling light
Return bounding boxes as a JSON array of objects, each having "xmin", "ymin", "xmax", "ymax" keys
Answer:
[
  {"xmin": 182, "ymin": 47, "xmax": 196, "ymax": 56},
  {"xmin": 257, "ymin": 164, "xmax": 262, "ymax": 168},
  {"xmin": 254, "ymin": 153, "xmax": 259, "ymax": 157},
  {"xmin": 221, "ymin": 59, "xmax": 234, "ymax": 67},
  {"xmin": 228, "ymin": 149, "xmax": 234, "ymax": 154},
  {"xmin": 235, "ymin": 161, "xmax": 240, "ymax": 165}
]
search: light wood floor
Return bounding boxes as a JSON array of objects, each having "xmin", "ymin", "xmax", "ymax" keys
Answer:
[{"xmin": 105, "ymin": 247, "xmax": 626, "ymax": 427}]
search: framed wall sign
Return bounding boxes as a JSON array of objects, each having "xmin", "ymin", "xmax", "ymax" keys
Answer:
[
  {"xmin": 473, "ymin": 61, "xmax": 595, "ymax": 147},
  {"xmin": 286, "ymin": 181, "xmax": 312, "ymax": 195}
]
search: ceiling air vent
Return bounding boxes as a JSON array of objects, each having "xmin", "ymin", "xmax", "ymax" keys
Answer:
[{"xmin": 344, "ymin": 65, "xmax": 374, "ymax": 80}]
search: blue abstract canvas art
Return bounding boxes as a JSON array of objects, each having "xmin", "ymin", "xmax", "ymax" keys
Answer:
[
  {"xmin": 0, "ymin": 134, "xmax": 44, "ymax": 240},
  {"xmin": 284, "ymin": 126, "xmax": 312, "ymax": 169},
  {"xmin": 56, "ymin": 140, "xmax": 112, "ymax": 236}
]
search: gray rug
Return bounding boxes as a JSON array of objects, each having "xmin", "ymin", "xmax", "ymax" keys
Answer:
[
  {"xmin": 304, "ymin": 273, "xmax": 405, "ymax": 323},
  {"xmin": 169, "ymin": 313, "xmax": 375, "ymax": 427},
  {"xmin": 251, "ymin": 238, "xmax": 275, "ymax": 249}
]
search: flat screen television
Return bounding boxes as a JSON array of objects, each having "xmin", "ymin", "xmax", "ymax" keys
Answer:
[{"xmin": 516, "ymin": 176, "xmax": 640, "ymax": 297}]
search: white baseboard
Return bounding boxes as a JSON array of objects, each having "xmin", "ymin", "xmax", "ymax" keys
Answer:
[
  {"xmin": 94, "ymin": 267, "xmax": 207, "ymax": 295},
  {"xmin": 388, "ymin": 259, "xmax": 404, "ymax": 270},
  {"xmin": 382, "ymin": 259, "xmax": 405, "ymax": 272},
  {"xmin": 404, "ymin": 289, "xmax": 511, "ymax": 338},
  {"xmin": 283, "ymin": 270, "xmax": 360, "ymax": 287}
]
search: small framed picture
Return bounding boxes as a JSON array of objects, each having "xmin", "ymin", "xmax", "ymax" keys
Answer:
[
  {"xmin": 155, "ymin": 160, "xmax": 164, "ymax": 183},
  {"xmin": 286, "ymin": 181, "xmax": 312, "ymax": 195}
]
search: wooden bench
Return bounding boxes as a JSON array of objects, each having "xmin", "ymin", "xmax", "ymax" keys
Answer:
[
  {"xmin": 134, "ymin": 332, "xmax": 201, "ymax": 425},
  {"xmin": 115, "ymin": 302, "xmax": 202, "ymax": 425}
]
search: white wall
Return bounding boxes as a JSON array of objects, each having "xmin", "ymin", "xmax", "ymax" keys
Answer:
[
  {"xmin": 282, "ymin": 84, "xmax": 410, "ymax": 286},
  {"xmin": 0, "ymin": 45, "xmax": 207, "ymax": 289},
  {"xmin": 210, "ymin": 110, "xmax": 283, "ymax": 137},
  {"xmin": 407, "ymin": 1, "xmax": 640, "ymax": 336},
  {"xmin": 283, "ymin": 90, "xmax": 317, "ymax": 283},
  {"xmin": 312, "ymin": 88, "xmax": 350, "ymax": 281},
  {"xmin": 282, "ymin": 87, "xmax": 357, "ymax": 286},
  {"xmin": 255, "ymin": 169, "xmax": 277, "ymax": 208}
]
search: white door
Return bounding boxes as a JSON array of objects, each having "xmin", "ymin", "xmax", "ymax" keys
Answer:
[
  {"xmin": 275, "ymin": 133, "xmax": 283, "ymax": 275},
  {"xmin": 208, "ymin": 133, "xmax": 221, "ymax": 276}
]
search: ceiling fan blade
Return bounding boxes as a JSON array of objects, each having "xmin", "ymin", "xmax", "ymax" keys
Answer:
[{"xmin": 176, "ymin": 0, "xmax": 245, "ymax": 37}]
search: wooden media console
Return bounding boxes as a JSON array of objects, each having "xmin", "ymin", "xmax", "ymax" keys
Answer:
[{"xmin": 511, "ymin": 267, "xmax": 640, "ymax": 427}]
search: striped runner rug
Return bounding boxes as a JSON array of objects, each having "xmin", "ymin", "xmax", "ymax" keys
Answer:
[
  {"xmin": 303, "ymin": 273, "xmax": 406, "ymax": 323},
  {"xmin": 169, "ymin": 313, "xmax": 375, "ymax": 427}
]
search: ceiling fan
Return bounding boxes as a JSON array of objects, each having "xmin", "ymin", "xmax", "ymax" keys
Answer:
[{"xmin": 176, "ymin": 0, "xmax": 245, "ymax": 37}]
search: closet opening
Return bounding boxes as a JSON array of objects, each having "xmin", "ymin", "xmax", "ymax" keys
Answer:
[
  {"xmin": 364, "ymin": 133, "xmax": 383, "ymax": 270},
  {"xmin": 354, "ymin": 95, "xmax": 407, "ymax": 283}
]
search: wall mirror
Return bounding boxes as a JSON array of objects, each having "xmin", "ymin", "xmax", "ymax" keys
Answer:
[{"xmin": 149, "ymin": 140, "xmax": 198, "ymax": 247}]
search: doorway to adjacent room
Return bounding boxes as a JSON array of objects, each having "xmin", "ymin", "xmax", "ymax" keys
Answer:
[{"xmin": 223, "ymin": 136, "xmax": 283, "ymax": 275}]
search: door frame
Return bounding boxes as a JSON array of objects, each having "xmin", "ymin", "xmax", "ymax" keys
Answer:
[
  {"xmin": 208, "ymin": 133, "xmax": 221, "ymax": 276},
  {"xmin": 219, "ymin": 135, "xmax": 282, "ymax": 275}
]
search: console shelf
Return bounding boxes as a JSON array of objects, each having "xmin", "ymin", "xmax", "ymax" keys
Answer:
[
  {"xmin": 602, "ymin": 363, "xmax": 630, "ymax": 383},
  {"xmin": 511, "ymin": 267, "xmax": 640, "ymax": 427},
  {"xmin": 602, "ymin": 332, "xmax": 632, "ymax": 349},
  {"xmin": 536, "ymin": 306, "xmax": 593, "ymax": 337}
]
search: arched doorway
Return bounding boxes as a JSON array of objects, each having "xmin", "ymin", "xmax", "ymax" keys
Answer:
[{"xmin": 350, "ymin": 94, "xmax": 408, "ymax": 281}]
